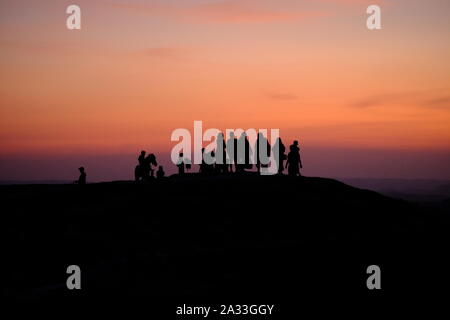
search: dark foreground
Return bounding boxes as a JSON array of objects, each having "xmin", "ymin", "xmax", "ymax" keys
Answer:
[{"xmin": 2, "ymin": 174, "xmax": 450, "ymax": 313}]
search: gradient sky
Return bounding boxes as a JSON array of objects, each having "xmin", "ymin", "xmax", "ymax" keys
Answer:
[{"xmin": 1, "ymin": 0, "xmax": 450, "ymax": 181}]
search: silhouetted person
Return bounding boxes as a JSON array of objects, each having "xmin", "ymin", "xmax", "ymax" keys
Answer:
[
  {"xmin": 177, "ymin": 152, "xmax": 185, "ymax": 175},
  {"xmin": 273, "ymin": 137, "xmax": 286, "ymax": 174},
  {"xmin": 140, "ymin": 153, "xmax": 157, "ymax": 180},
  {"xmin": 135, "ymin": 151, "xmax": 157, "ymax": 181},
  {"xmin": 147, "ymin": 154, "xmax": 158, "ymax": 178},
  {"xmin": 226, "ymin": 132, "xmax": 238, "ymax": 173},
  {"xmin": 291, "ymin": 140, "xmax": 300, "ymax": 153},
  {"xmin": 237, "ymin": 133, "xmax": 252, "ymax": 172},
  {"xmin": 186, "ymin": 163, "xmax": 191, "ymax": 172},
  {"xmin": 199, "ymin": 148, "xmax": 207, "ymax": 174},
  {"xmin": 255, "ymin": 132, "xmax": 271, "ymax": 174},
  {"xmin": 207, "ymin": 150, "xmax": 216, "ymax": 174},
  {"xmin": 156, "ymin": 166, "xmax": 165, "ymax": 179},
  {"xmin": 286, "ymin": 140, "xmax": 303, "ymax": 176},
  {"xmin": 75, "ymin": 167, "xmax": 86, "ymax": 185},
  {"xmin": 138, "ymin": 150, "xmax": 146, "ymax": 167},
  {"xmin": 199, "ymin": 148, "xmax": 214, "ymax": 174},
  {"xmin": 215, "ymin": 133, "xmax": 228, "ymax": 174},
  {"xmin": 199, "ymin": 148, "xmax": 216, "ymax": 174},
  {"xmin": 135, "ymin": 150, "xmax": 147, "ymax": 181}
]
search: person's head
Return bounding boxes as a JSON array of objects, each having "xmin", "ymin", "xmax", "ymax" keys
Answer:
[
  {"xmin": 158, "ymin": 166, "xmax": 164, "ymax": 171},
  {"xmin": 179, "ymin": 152, "xmax": 183, "ymax": 158},
  {"xmin": 141, "ymin": 150, "xmax": 146, "ymax": 155},
  {"xmin": 78, "ymin": 167, "xmax": 85, "ymax": 173},
  {"xmin": 294, "ymin": 140, "xmax": 299, "ymax": 146}
]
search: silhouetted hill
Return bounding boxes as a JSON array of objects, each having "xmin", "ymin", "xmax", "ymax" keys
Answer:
[
  {"xmin": 340, "ymin": 177, "xmax": 450, "ymax": 202},
  {"xmin": 2, "ymin": 174, "xmax": 449, "ymax": 308},
  {"xmin": 0, "ymin": 180, "xmax": 72, "ymax": 185}
]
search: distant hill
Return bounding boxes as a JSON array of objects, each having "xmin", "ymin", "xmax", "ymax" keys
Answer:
[
  {"xmin": 2, "ymin": 174, "xmax": 449, "ymax": 304},
  {"xmin": 0, "ymin": 180, "xmax": 72, "ymax": 185},
  {"xmin": 339, "ymin": 177, "xmax": 450, "ymax": 202}
]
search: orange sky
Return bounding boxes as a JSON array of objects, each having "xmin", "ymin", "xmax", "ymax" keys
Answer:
[{"xmin": 1, "ymin": 0, "xmax": 450, "ymax": 179}]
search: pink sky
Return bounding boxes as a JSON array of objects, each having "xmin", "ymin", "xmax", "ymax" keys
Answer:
[{"xmin": 1, "ymin": 0, "xmax": 449, "ymax": 181}]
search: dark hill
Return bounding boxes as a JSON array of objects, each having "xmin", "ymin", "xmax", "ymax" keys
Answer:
[{"xmin": 2, "ymin": 174, "xmax": 449, "ymax": 304}]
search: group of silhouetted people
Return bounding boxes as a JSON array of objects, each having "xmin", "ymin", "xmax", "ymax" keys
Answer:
[
  {"xmin": 76, "ymin": 137, "xmax": 303, "ymax": 184},
  {"xmin": 135, "ymin": 151, "xmax": 162, "ymax": 181},
  {"xmin": 177, "ymin": 135, "xmax": 303, "ymax": 177}
]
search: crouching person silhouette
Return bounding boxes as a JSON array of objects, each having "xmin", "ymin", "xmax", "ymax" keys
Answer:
[
  {"xmin": 156, "ymin": 166, "xmax": 165, "ymax": 179},
  {"xmin": 146, "ymin": 153, "xmax": 158, "ymax": 178}
]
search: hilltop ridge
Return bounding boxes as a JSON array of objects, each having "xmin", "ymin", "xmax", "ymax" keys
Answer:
[{"xmin": 2, "ymin": 174, "xmax": 449, "ymax": 301}]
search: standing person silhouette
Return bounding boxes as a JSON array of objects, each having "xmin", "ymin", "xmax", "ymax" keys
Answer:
[
  {"xmin": 286, "ymin": 140, "xmax": 303, "ymax": 176},
  {"xmin": 177, "ymin": 152, "xmax": 186, "ymax": 175},
  {"xmin": 135, "ymin": 150, "xmax": 147, "ymax": 181},
  {"xmin": 237, "ymin": 132, "xmax": 252, "ymax": 172},
  {"xmin": 216, "ymin": 133, "xmax": 228, "ymax": 174},
  {"xmin": 255, "ymin": 132, "xmax": 271, "ymax": 174},
  {"xmin": 244, "ymin": 134, "xmax": 253, "ymax": 171},
  {"xmin": 138, "ymin": 151, "xmax": 146, "ymax": 167},
  {"xmin": 208, "ymin": 150, "xmax": 216, "ymax": 174},
  {"xmin": 199, "ymin": 148, "xmax": 207, "ymax": 174},
  {"xmin": 226, "ymin": 132, "xmax": 238, "ymax": 173},
  {"xmin": 273, "ymin": 138, "xmax": 286, "ymax": 174},
  {"xmin": 76, "ymin": 167, "xmax": 86, "ymax": 185},
  {"xmin": 199, "ymin": 148, "xmax": 214, "ymax": 174}
]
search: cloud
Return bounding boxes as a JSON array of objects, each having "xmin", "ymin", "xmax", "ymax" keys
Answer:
[
  {"xmin": 315, "ymin": 0, "xmax": 387, "ymax": 5},
  {"xmin": 424, "ymin": 96, "xmax": 450, "ymax": 108},
  {"xmin": 0, "ymin": 39, "xmax": 87, "ymax": 56},
  {"xmin": 267, "ymin": 93, "xmax": 298, "ymax": 101},
  {"xmin": 182, "ymin": 1, "xmax": 327, "ymax": 23},
  {"xmin": 352, "ymin": 90, "xmax": 450, "ymax": 109},
  {"xmin": 352, "ymin": 92, "xmax": 409, "ymax": 108},
  {"xmin": 106, "ymin": 0, "xmax": 328, "ymax": 24},
  {"xmin": 143, "ymin": 47, "xmax": 189, "ymax": 59}
]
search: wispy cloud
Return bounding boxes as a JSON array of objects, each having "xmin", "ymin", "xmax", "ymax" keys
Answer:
[
  {"xmin": 424, "ymin": 96, "xmax": 450, "ymax": 108},
  {"xmin": 352, "ymin": 89, "xmax": 450, "ymax": 109},
  {"xmin": 267, "ymin": 92, "xmax": 298, "ymax": 101},
  {"xmin": 106, "ymin": 0, "xmax": 328, "ymax": 24},
  {"xmin": 0, "ymin": 40, "xmax": 77, "ymax": 55},
  {"xmin": 182, "ymin": 1, "xmax": 327, "ymax": 23},
  {"xmin": 352, "ymin": 92, "xmax": 410, "ymax": 108},
  {"xmin": 143, "ymin": 47, "xmax": 190, "ymax": 60}
]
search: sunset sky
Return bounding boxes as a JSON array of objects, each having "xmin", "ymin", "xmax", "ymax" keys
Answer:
[{"xmin": 1, "ymin": 0, "xmax": 449, "ymax": 181}]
